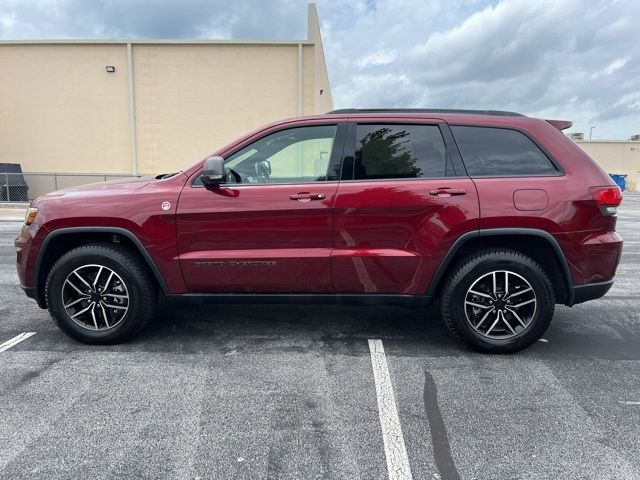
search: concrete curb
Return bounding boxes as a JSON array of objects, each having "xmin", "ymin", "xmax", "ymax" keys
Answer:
[{"xmin": 0, "ymin": 207, "xmax": 26, "ymax": 223}]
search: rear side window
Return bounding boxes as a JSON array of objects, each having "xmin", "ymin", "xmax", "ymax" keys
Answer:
[
  {"xmin": 353, "ymin": 124, "xmax": 456, "ymax": 180},
  {"xmin": 451, "ymin": 126, "xmax": 558, "ymax": 176}
]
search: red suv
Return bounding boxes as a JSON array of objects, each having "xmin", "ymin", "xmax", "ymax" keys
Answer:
[{"xmin": 15, "ymin": 109, "xmax": 623, "ymax": 352}]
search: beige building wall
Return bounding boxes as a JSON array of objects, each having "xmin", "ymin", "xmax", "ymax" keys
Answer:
[
  {"xmin": 0, "ymin": 44, "xmax": 132, "ymax": 173},
  {"xmin": 308, "ymin": 5, "xmax": 333, "ymax": 114},
  {"xmin": 575, "ymin": 141, "xmax": 640, "ymax": 191},
  {"xmin": 132, "ymin": 43, "xmax": 303, "ymax": 174},
  {"xmin": 0, "ymin": 4, "xmax": 332, "ymax": 176}
]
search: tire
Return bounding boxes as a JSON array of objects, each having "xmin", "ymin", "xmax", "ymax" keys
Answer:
[
  {"xmin": 440, "ymin": 249, "xmax": 554, "ymax": 353},
  {"xmin": 45, "ymin": 243, "xmax": 156, "ymax": 344}
]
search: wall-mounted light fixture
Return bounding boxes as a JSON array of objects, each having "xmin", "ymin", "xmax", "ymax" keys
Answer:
[
  {"xmin": 319, "ymin": 89, "xmax": 324, "ymax": 95},
  {"xmin": 105, "ymin": 66, "xmax": 116, "ymax": 73}
]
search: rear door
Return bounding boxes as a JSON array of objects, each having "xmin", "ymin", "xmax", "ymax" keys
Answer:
[
  {"xmin": 176, "ymin": 122, "xmax": 345, "ymax": 293},
  {"xmin": 331, "ymin": 119, "xmax": 479, "ymax": 295}
]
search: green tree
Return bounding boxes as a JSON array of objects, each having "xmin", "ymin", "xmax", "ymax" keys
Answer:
[{"xmin": 357, "ymin": 127, "xmax": 421, "ymax": 178}]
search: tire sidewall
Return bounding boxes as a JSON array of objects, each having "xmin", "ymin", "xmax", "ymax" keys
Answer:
[
  {"xmin": 446, "ymin": 254, "xmax": 554, "ymax": 353},
  {"xmin": 47, "ymin": 249, "xmax": 145, "ymax": 343}
]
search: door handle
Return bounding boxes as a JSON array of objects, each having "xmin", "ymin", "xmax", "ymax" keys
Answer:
[
  {"xmin": 429, "ymin": 187, "xmax": 467, "ymax": 197},
  {"xmin": 290, "ymin": 192, "xmax": 326, "ymax": 202}
]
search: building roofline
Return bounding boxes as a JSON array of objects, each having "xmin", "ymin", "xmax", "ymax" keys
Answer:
[{"xmin": 0, "ymin": 39, "xmax": 314, "ymax": 46}]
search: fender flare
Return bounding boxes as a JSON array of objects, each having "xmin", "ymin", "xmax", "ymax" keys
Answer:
[
  {"xmin": 34, "ymin": 226, "xmax": 169, "ymax": 307},
  {"xmin": 424, "ymin": 228, "xmax": 575, "ymax": 306}
]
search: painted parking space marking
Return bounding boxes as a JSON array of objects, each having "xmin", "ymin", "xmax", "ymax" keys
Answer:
[
  {"xmin": 619, "ymin": 401, "xmax": 640, "ymax": 405},
  {"xmin": 0, "ymin": 332, "xmax": 36, "ymax": 352},
  {"xmin": 368, "ymin": 339, "xmax": 413, "ymax": 480}
]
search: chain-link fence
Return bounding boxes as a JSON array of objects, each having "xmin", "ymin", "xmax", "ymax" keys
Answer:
[{"xmin": 0, "ymin": 172, "xmax": 143, "ymax": 203}]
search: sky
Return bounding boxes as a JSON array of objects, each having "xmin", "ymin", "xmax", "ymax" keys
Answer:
[{"xmin": 1, "ymin": 0, "xmax": 639, "ymax": 139}]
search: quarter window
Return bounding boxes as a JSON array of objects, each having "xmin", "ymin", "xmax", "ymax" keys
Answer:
[
  {"xmin": 353, "ymin": 124, "xmax": 454, "ymax": 180},
  {"xmin": 451, "ymin": 126, "xmax": 558, "ymax": 176}
]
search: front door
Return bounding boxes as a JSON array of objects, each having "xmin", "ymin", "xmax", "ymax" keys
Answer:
[{"xmin": 176, "ymin": 123, "xmax": 344, "ymax": 293}]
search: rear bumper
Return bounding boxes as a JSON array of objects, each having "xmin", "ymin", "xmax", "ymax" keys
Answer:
[
  {"xmin": 555, "ymin": 230, "xmax": 622, "ymax": 286},
  {"xmin": 571, "ymin": 279, "xmax": 614, "ymax": 305}
]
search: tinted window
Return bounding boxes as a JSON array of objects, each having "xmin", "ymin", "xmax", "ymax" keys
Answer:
[
  {"xmin": 353, "ymin": 124, "xmax": 453, "ymax": 180},
  {"xmin": 199, "ymin": 125, "xmax": 337, "ymax": 185},
  {"xmin": 451, "ymin": 126, "xmax": 558, "ymax": 176}
]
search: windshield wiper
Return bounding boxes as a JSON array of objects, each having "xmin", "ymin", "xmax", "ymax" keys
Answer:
[{"xmin": 155, "ymin": 172, "xmax": 179, "ymax": 180}]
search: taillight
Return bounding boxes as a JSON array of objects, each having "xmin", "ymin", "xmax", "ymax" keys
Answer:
[{"xmin": 589, "ymin": 186, "xmax": 622, "ymax": 215}]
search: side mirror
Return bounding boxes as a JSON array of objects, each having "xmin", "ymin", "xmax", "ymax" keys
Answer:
[
  {"xmin": 257, "ymin": 160, "xmax": 271, "ymax": 176},
  {"xmin": 201, "ymin": 156, "xmax": 226, "ymax": 186}
]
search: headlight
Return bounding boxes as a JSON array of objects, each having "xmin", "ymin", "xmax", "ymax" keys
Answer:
[{"xmin": 25, "ymin": 207, "xmax": 39, "ymax": 226}]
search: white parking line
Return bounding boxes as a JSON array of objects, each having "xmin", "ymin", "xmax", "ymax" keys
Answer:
[
  {"xmin": 368, "ymin": 339, "xmax": 413, "ymax": 480},
  {"xmin": 619, "ymin": 401, "xmax": 640, "ymax": 405},
  {"xmin": 0, "ymin": 332, "xmax": 36, "ymax": 352}
]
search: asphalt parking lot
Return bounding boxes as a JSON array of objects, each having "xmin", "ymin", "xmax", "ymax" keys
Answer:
[{"xmin": 1, "ymin": 196, "xmax": 639, "ymax": 480}]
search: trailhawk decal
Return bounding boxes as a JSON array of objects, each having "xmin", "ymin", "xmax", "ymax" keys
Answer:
[{"xmin": 194, "ymin": 260, "xmax": 277, "ymax": 267}]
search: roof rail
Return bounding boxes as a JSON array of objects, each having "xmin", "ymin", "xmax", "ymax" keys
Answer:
[{"xmin": 327, "ymin": 108, "xmax": 525, "ymax": 117}]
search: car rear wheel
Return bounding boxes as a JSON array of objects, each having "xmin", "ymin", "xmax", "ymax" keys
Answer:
[
  {"xmin": 45, "ymin": 243, "xmax": 156, "ymax": 344},
  {"xmin": 440, "ymin": 249, "xmax": 555, "ymax": 353}
]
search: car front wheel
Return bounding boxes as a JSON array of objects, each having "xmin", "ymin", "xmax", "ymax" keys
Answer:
[{"xmin": 45, "ymin": 243, "xmax": 156, "ymax": 344}]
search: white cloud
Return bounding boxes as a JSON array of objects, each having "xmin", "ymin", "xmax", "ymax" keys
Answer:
[
  {"xmin": 354, "ymin": 49, "xmax": 397, "ymax": 69},
  {"xmin": 0, "ymin": 11, "xmax": 16, "ymax": 28},
  {"xmin": 317, "ymin": 0, "xmax": 640, "ymax": 139},
  {"xmin": 603, "ymin": 57, "xmax": 629, "ymax": 76}
]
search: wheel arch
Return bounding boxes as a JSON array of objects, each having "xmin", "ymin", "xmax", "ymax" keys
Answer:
[
  {"xmin": 426, "ymin": 228, "xmax": 575, "ymax": 306},
  {"xmin": 34, "ymin": 227, "xmax": 169, "ymax": 308}
]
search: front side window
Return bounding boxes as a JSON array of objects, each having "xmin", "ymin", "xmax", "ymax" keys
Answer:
[
  {"xmin": 451, "ymin": 126, "xmax": 559, "ymax": 176},
  {"xmin": 221, "ymin": 125, "xmax": 337, "ymax": 184},
  {"xmin": 353, "ymin": 124, "xmax": 452, "ymax": 180}
]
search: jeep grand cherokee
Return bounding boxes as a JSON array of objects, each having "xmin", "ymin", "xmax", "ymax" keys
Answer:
[{"xmin": 15, "ymin": 109, "xmax": 623, "ymax": 352}]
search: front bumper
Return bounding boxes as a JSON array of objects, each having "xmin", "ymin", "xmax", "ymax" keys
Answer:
[
  {"xmin": 571, "ymin": 279, "xmax": 614, "ymax": 305},
  {"xmin": 15, "ymin": 223, "xmax": 47, "ymax": 307},
  {"xmin": 15, "ymin": 224, "xmax": 33, "ymax": 289},
  {"xmin": 20, "ymin": 285, "xmax": 36, "ymax": 300}
]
